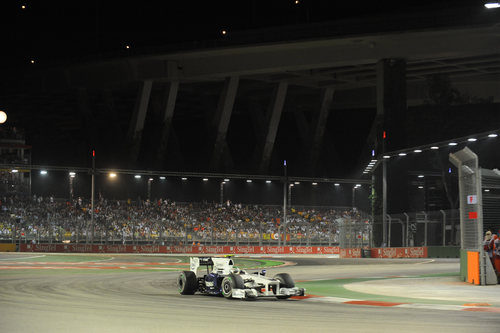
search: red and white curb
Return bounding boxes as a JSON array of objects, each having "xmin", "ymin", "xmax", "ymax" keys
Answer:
[{"xmin": 292, "ymin": 295, "xmax": 500, "ymax": 313}]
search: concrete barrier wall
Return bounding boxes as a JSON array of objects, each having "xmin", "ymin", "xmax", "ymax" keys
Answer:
[
  {"xmin": 427, "ymin": 246, "xmax": 460, "ymax": 258},
  {"xmin": 0, "ymin": 244, "xmax": 16, "ymax": 252}
]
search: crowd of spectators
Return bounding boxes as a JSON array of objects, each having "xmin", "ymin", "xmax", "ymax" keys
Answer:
[{"xmin": 0, "ymin": 195, "xmax": 367, "ymax": 245}]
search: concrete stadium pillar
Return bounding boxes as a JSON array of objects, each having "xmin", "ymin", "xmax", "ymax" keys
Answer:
[
  {"xmin": 308, "ymin": 87, "xmax": 335, "ymax": 174},
  {"xmin": 210, "ymin": 76, "xmax": 239, "ymax": 170},
  {"xmin": 155, "ymin": 81, "xmax": 179, "ymax": 168},
  {"xmin": 127, "ymin": 80, "xmax": 153, "ymax": 164},
  {"xmin": 259, "ymin": 80, "xmax": 288, "ymax": 173}
]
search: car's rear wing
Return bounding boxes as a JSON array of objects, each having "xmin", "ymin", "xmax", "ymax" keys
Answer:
[{"xmin": 189, "ymin": 256, "xmax": 234, "ymax": 275}]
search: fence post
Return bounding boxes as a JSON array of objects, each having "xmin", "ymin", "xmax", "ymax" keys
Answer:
[{"xmin": 440, "ymin": 210, "xmax": 446, "ymax": 246}]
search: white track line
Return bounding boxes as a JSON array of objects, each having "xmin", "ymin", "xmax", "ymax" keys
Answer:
[
  {"xmin": 0, "ymin": 255, "xmax": 46, "ymax": 261},
  {"xmin": 78, "ymin": 256, "xmax": 115, "ymax": 263},
  {"xmin": 414, "ymin": 259, "xmax": 435, "ymax": 265}
]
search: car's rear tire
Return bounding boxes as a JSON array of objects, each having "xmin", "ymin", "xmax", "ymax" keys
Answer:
[
  {"xmin": 178, "ymin": 271, "xmax": 198, "ymax": 295},
  {"xmin": 274, "ymin": 273, "xmax": 295, "ymax": 299},
  {"xmin": 221, "ymin": 274, "xmax": 244, "ymax": 299}
]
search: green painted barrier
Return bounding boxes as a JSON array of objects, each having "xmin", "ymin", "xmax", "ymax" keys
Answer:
[
  {"xmin": 427, "ymin": 246, "xmax": 460, "ymax": 258},
  {"xmin": 460, "ymin": 249, "xmax": 468, "ymax": 282}
]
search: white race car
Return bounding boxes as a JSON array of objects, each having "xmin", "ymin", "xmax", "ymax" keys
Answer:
[{"xmin": 177, "ymin": 256, "xmax": 305, "ymax": 300}]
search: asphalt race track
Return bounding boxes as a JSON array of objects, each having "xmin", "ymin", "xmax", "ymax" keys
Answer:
[{"xmin": 1, "ymin": 253, "xmax": 499, "ymax": 333}]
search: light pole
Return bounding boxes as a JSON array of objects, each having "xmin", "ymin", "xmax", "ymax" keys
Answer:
[
  {"xmin": 282, "ymin": 160, "xmax": 287, "ymax": 247},
  {"xmin": 147, "ymin": 178, "xmax": 153, "ymax": 201},
  {"xmin": 91, "ymin": 150, "xmax": 95, "ymax": 244}
]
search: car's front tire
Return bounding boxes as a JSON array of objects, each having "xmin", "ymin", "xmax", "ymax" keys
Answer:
[
  {"xmin": 274, "ymin": 273, "xmax": 295, "ymax": 299},
  {"xmin": 178, "ymin": 271, "xmax": 198, "ymax": 295},
  {"xmin": 221, "ymin": 274, "xmax": 244, "ymax": 299}
]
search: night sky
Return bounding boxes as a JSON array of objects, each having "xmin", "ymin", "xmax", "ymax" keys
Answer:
[{"xmin": 2, "ymin": 0, "xmax": 485, "ymax": 67}]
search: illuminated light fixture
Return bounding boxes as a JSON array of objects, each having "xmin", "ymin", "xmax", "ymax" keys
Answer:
[
  {"xmin": 418, "ymin": 186, "xmax": 424, "ymax": 189},
  {"xmin": 371, "ymin": 149, "xmax": 375, "ymax": 157},
  {"xmin": 398, "ymin": 153, "xmax": 407, "ymax": 156},
  {"xmin": 221, "ymin": 30, "xmax": 227, "ymax": 35},
  {"xmin": 414, "ymin": 149, "xmax": 422, "ymax": 153},
  {"xmin": 468, "ymin": 138, "xmax": 477, "ymax": 142},
  {"xmin": 246, "ymin": 179, "xmax": 252, "ymax": 183},
  {"xmin": 21, "ymin": 5, "xmax": 26, "ymax": 9},
  {"xmin": 224, "ymin": 178, "xmax": 230, "ymax": 182},
  {"xmin": 418, "ymin": 175, "xmax": 424, "ymax": 178},
  {"xmin": 266, "ymin": 180, "xmax": 272, "ymax": 184},
  {"xmin": 294, "ymin": 181, "xmax": 300, "ymax": 185},
  {"xmin": 312, "ymin": 182, "xmax": 318, "ymax": 185},
  {"xmin": 69, "ymin": 172, "xmax": 76, "ymax": 178},
  {"xmin": 40, "ymin": 170, "xmax": 47, "ymax": 175},
  {"xmin": 202, "ymin": 178, "xmax": 209, "ymax": 182},
  {"xmin": 148, "ymin": 178, "xmax": 153, "ymax": 181},
  {"xmin": 383, "ymin": 155, "xmax": 391, "ymax": 159},
  {"xmin": 125, "ymin": 45, "xmax": 130, "ymax": 49},
  {"xmin": 30, "ymin": 59, "xmax": 35, "ymax": 64},
  {"xmin": 449, "ymin": 142, "xmax": 458, "ymax": 146},
  {"xmin": 488, "ymin": 133, "xmax": 498, "ymax": 138},
  {"xmin": 159, "ymin": 176, "xmax": 166, "ymax": 180},
  {"xmin": 290, "ymin": 184, "xmax": 294, "ymax": 187},
  {"xmin": 430, "ymin": 146, "xmax": 439, "ymax": 150},
  {"xmin": 334, "ymin": 183, "xmax": 340, "ymax": 186},
  {"xmin": 109, "ymin": 173, "xmax": 117, "ymax": 178},
  {"xmin": 485, "ymin": 189, "xmax": 491, "ymax": 192},
  {"xmin": 134, "ymin": 175, "xmax": 141, "ymax": 179},
  {"xmin": 363, "ymin": 171, "xmax": 368, "ymax": 174},
  {"xmin": 295, "ymin": 0, "xmax": 300, "ymax": 4},
  {"xmin": 11, "ymin": 169, "xmax": 18, "ymax": 173},
  {"xmin": 181, "ymin": 177, "xmax": 187, "ymax": 181},
  {"xmin": 371, "ymin": 159, "xmax": 377, "ymax": 162},
  {"xmin": 485, "ymin": 1, "xmax": 500, "ymax": 9}
]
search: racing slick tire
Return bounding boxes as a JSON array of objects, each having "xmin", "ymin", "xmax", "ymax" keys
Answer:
[
  {"xmin": 274, "ymin": 273, "xmax": 295, "ymax": 299},
  {"xmin": 178, "ymin": 271, "xmax": 198, "ymax": 295},
  {"xmin": 221, "ymin": 274, "xmax": 244, "ymax": 299}
]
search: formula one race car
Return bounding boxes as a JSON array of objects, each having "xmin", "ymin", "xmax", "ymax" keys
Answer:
[{"xmin": 177, "ymin": 256, "xmax": 305, "ymax": 300}]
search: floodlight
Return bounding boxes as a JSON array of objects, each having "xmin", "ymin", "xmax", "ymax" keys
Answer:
[
  {"xmin": 430, "ymin": 146, "xmax": 439, "ymax": 150},
  {"xmin": 246, "ymin": 179, "xmax": 252, "ymax": 183},
  {"xmin": 449, "ymin": 142, "xmax": 457, "ymax": 146},
  {"xmin": 160, "ymin": 176, "xmax": 166, "ymax": 180},
  {"xmin": 383, "ymin": 155, "xmax": 391, "ymax": 159},
  {"xmin": 488, "ymin": 133, "xmax": 498, "ymax": 138},
  {"xmin": 134, "ymin": 175, "xmax": 141, "ymax": 179},
  {"xmin": 109, "ymin": 173, "xmax": 117, "ymax": 178},
  {"xmin": 266, "ymin": 180, "xmax": 272, "ymax": 184},
  {"xmin": 202, "ymin": 178, "xmax": 209, "ymax": 182},
  {"xmin": 312, "ymin": 182, "xmax": 318, "ymax": 185},
  {"xmin": 40, "ymin": 170, "xmax": 48, "ymax": 175},
  {"xmin": 485, "ymin": 2, "xmax": 500, "ymax": 9},
  {"xmin": 398, "ymin": 153, "xmax": 407, "ymax": 156},
  {"xmin": 467, "ymin": 138, "xmax": 477, "ymax": 142},
  {"xmin": 11, "ymin": 169, "xmax": 18, "ymax": 173},
  {"xmin": 414, "ymin": 149, "xmax": 422, "ymax": 153}
]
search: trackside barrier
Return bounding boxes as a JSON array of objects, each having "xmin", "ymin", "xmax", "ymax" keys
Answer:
[
  {"xmin": 19, "ymin": 244, "xmax": 429, "ymax": 258},
  {"xmin": 19, "ymin": 244, "xmax": 341, "ymax": 255},
  {"xmin": 0, "ymin": 243, "xmax": 16, "ymax": 252},
  {"xmin": 370, "ymin": 247, "xmax": 428, "ymax": 258}
]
